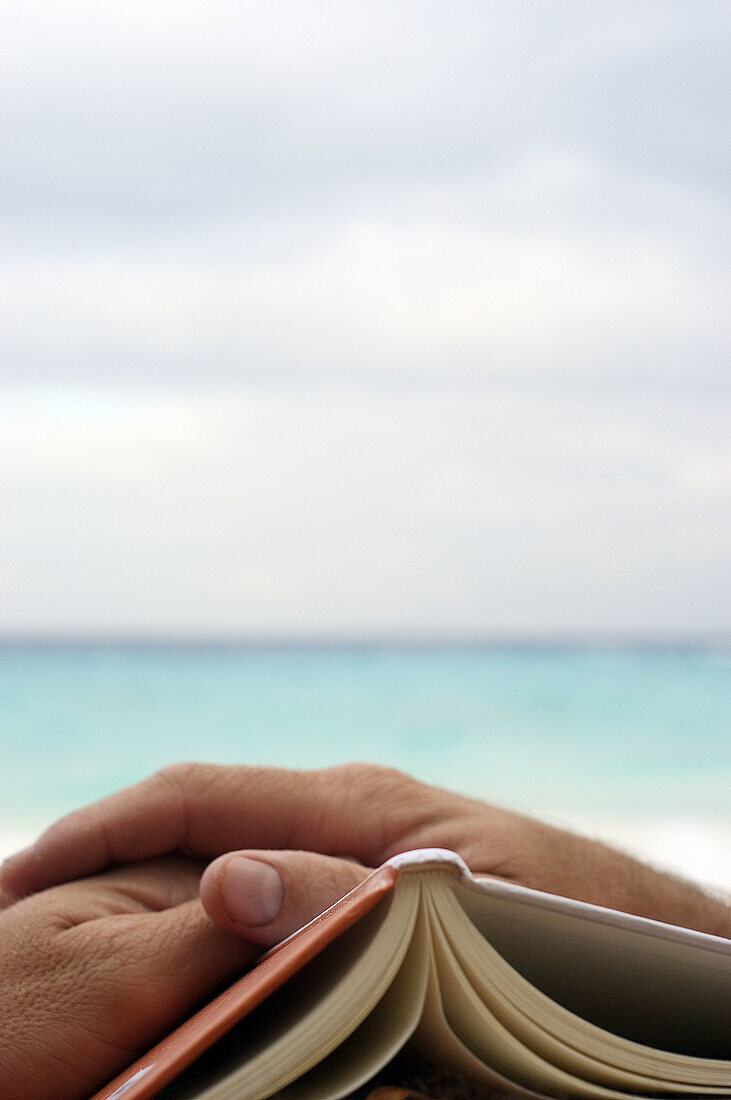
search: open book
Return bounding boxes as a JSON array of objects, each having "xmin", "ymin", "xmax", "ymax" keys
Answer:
[{"xmin": 93, "ymin": 849, "xmax": 731, "ymax": 1100}]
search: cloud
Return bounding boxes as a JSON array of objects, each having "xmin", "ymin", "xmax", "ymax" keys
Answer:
[
  {"xmin": 1, "ymin": 1, "xmax": 728, "ymax": 229},
  {"xmin": 0, "ymin": 2, "xmax": 728, "ymax": 633},
  {"xmin": 0, "ymin": 384, "xmax": 728, "ymax": 634},
  {"xmin": 1, "ymin": 149, "xmax": 728, "ymax": 388},
  {"xmin": 2, "ymin": 2, "xmax": 728, "ymax": 390}
]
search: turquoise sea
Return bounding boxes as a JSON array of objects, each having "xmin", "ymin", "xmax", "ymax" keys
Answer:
[{"xmin": 1, "ymin": 644, "xmax": 730, "ymax": 887}]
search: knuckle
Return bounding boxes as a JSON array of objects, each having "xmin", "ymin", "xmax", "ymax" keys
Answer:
[
  {"xmin": 150, "ymin": 761, "xmax": 207, "ymax": 812},
  {"xmin": 152, "ymin": 761, "xmax": 225, "ymax": 803},
  {"xmin": 328, "ymin": 761, "xmax": 410, "ymax": 791},
  {"xmin": 39, "ymin": 805, "xmax": 99, "ymax": 851},
  {"xmin": 149, "ymin": 762, "xmax": 230, "ymax": 854},
  {"xmin": 152, "ymin": 761, "xmax": 198, "ymax": 787}
]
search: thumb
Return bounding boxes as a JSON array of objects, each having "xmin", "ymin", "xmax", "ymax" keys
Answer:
[{"xmin": 200, "ymin": 849, "xmax": 370, "ymax": 946}]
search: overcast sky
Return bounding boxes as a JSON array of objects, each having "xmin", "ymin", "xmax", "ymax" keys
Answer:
[{"xmin": 1, "ymin": 1, "xmax": 729, "ymax": 637}]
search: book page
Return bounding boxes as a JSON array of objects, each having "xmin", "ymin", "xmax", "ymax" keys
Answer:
[
  {"xmin": 454, "ymin": 878, "xmax": 731, "ymax": 1058},
  {"xmin": 432, "ymin": 877, "xmax": 731, "ymax": 1091},
  {"xmin": 426, "ymin": 892, "xmax": 637, "ymax": 1100},
  {"xmin": 279, "ymin": 905, "xmax": 431, "ymax": 1099}
]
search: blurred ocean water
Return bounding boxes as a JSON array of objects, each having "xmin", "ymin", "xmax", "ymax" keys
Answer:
[{"xmin": 1, "ymin": 644, "xmax": 729, "ymax": 888}]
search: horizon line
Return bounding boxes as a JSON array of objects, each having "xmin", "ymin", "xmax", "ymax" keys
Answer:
[{"xmin": 0, "ymin": 631, "xmax": 729, "ymax": 651}]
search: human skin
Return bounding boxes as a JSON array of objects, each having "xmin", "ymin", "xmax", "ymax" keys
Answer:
[
  {"xmin": 1, "ymin": 763, "xmax": 730, "ymax": 1100},
  {"xmin": 0, "ymin": 850, "xmax": 366, "ymax": 1100},
  {"xmin": 3, "ymin": 762, "xmax": 730, "ymax": 941}
]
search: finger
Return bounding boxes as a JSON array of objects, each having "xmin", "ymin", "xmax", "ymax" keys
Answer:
[
  {"xmin": 199, "ymin": 849, "xmax": 370, "ymax": 945},
  {"xmin": 1, "ymin": 762, "xmax": 436, "ymax": 897},
  {"xmin": 40, "ymin": 855, "xmax": 207, "ymax": 927}
]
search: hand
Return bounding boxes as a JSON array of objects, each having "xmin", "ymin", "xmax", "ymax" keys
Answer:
[
  {"xmin": 0, "ymin": 850, "xmax": 366, "ymax": 1100},
  {"xmin": 2, "ymin": 763, "xmax": 729, "ymax": 942}
]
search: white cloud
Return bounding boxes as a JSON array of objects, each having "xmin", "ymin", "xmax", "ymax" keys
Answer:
[
  {"xmin": 0, "ymin": 2, "xmax": 728, "ymax": 634},
  {"xmin": 2, "ymin": 157, "xmax": 727, "ymax": 385},
  {"xmin": 0, "ymin": 384, "xmax": 728, "ymax": 635},
  {"xmin": 2, "ymin": 1, "xmax": 727, "ymax": 231}
]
